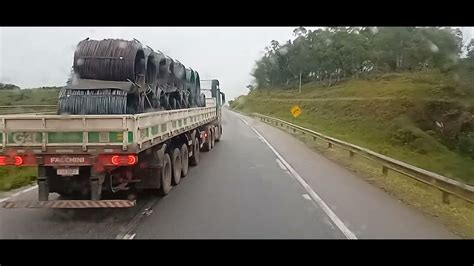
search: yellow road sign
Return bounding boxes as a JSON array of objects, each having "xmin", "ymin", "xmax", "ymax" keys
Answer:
[{"xmin": 290, "ymin": 105, "xmax": 302, "ymax": 118}]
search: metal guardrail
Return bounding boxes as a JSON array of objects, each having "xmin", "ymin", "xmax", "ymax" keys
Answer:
[{"xmin": 251, "ymin": 112, "xmax": 474, "ymax": 205}]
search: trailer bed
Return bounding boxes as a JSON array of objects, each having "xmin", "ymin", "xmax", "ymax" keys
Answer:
[{"xmin": 0, "ymin": 102, "xmax": 217, "ymax": 156}]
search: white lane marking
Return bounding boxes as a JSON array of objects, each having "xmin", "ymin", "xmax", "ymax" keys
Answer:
[
  {"xmin": 0, "ymin": 185, "xmax": 38, "ymax": 203},
  {"xmin": 122, "ymin": 233, "xmax": 136, "ymax": 240},
  {"xmin": 239, "ymin": 117, "xmax": 249, "ymax": 125},
  {"xmin": 302, "ymin": 194, "xmax": 311, "ymax": 201},
  {"xmin": 249, "ymin": 126, "xmax": 357, "ymax": 240},
  {"xmin": 275, "ymin": 159, "xmax": 287, "ymax": 170}
]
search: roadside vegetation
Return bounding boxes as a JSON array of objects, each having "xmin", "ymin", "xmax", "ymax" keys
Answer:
[
  {"xmin": 229, "ymin": 27, "xmax": 474, "ymax": 237},
  {"xmin": 231, "ymin": 27, "xmax": 474, "ymax": 185}
]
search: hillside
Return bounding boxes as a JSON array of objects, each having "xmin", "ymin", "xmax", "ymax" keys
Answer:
[{"xmin": 232, "ymin": 70, "xmax": 474, "ymax": 185}]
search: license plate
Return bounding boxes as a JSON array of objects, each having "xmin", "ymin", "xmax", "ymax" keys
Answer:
[{"xmin": 57, "ymin": 168, "xmax": 79, "ymax": 176}]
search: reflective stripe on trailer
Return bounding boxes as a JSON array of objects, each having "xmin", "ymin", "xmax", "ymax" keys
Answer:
[{"xmin": 0, "ymin": 200, "xmax": 136, "ymax": 209}]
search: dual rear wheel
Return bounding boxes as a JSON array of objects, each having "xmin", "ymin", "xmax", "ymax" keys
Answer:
[
  {"xmin": 159, "ymin": 144, "xmax": 190, "ymax": 196},
  {"xmin": 159, "ymin": 125, "xmax": 219, "ymax": 196}
]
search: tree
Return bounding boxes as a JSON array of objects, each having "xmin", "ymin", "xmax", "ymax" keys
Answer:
[
  {"xmin": 0, "ymin": 83, "xmax": 20, "ymax": 90},
  {"xmin": 251, "ymin": 27, "xmax": 465, "ymax": 89},
  {"xmin": 293, "ymin": 27, "xmax": 307, "ymax": 37},
  {"xmin": 467, "ymin": 39, "xmax": 474, "ymax": 59}
]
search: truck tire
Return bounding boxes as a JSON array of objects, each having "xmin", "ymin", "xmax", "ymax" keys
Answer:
[
  {"xmin": 159, "ymin": 153, "xmax": 172, "ymax": 196},
  {"xmin": 215, "ymin": 125, "xmax": 221, "ymax": 142},
  {"xmin": 171, "ymin": 148, "xmax": 182, "ymax": 185},
  {"xmin": 190, "ymin": 137, "xmax": 200, "ymax": 166},
  {"xmin": 210, "ymin": 127, "xmax": 215, "ymax": 149},
  {"xmin": 181, "ymin": 144, "xmax": 189, "ymax": 177},
  {"xmin": 202, "ymin": 127, "xmax": 212, "ymax": 152}
]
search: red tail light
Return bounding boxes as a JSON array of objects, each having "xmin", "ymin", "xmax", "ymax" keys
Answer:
[
  {"xmin": 111, "ymin": 155, "xmax": 120, "ymax": 166},
  {"xmin": 108, "ymin": 155, "xmax": 138, "ymax": 166},
  {"xmin": 14, "ymin": 156, "xmax": 23, "ymax": 166},
  {"xmin": 127, "ymin": 155, "xmax": 137, "ymax": 165},
  {"xmin": 0, "ymin": 156, "xmax": 6, "ymax": 166}
]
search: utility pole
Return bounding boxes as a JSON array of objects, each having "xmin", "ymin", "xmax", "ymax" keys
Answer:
[{"xmin": 299, "ymin": 70, "xmax": 302, "ymax": 94}]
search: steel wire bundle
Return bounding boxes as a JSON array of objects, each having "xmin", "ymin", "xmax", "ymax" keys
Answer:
[
  {"xmin": 58, "ymin": 88, "xmax": 127, "ymax": 115},
  {"xmin": 73, "ymin": 39, "xmax": 145, "ymax": 82},
  {"xmin": 59, "ymin": 38, "xmax": 205, "ymax": 115}
]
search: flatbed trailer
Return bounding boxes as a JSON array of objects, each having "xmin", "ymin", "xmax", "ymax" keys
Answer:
[{"xmin": 0, "ymin": 90, "xmax": 225, "ymax": 209}]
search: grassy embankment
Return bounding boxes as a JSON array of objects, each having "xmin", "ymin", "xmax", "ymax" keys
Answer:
[{"xmin": 232, "ymin": 70, "xmax": 474, "ymax": 237}]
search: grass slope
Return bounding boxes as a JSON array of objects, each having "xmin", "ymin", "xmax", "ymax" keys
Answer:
[{"xmin": 233, "ymin": 70, "xmax": 474, "ymax": 185}]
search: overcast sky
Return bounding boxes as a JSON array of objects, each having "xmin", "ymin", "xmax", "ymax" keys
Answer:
[{"xmin": 1, "ymin": 27, "xmax": 473, "ymax": 101}]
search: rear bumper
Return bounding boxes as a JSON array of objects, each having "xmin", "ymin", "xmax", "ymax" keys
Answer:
[{"xmin": 1, "ymin": 200, "xmax": 136, "ymax": 209}]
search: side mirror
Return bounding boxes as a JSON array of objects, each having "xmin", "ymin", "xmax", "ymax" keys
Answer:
[{"xmin": 221, "ymin": 92, "xmax": 226, "ymax": 105}]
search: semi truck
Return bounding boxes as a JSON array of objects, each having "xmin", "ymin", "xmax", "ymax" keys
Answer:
[{"xmin": 0, "ymin": 81, "xmax": 225, "ymax": 209}]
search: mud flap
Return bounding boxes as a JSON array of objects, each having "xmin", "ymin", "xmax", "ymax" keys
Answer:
[{"xmin": 38, "ymin": 165, "xmax": 49, "ymax": 201}]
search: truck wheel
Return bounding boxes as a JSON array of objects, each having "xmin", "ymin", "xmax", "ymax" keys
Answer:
[
  {"xmin": 202, "ymin": 127, "xmax": 212, "ymax": 152},
  {"xmin": 181, "ymin": 144, "xmax": 189, "ymax": 177},
  {"xmin": 190, "ymin": 137, "xmax": 200, "ymax": 166},
  {"xmin": 215, "ymin": 125, "xmax": 221, "ymax": 142},
  {"xmin": 171, "ymin": 148, "xmax": 182, "ymax": 185},
  {"xmin": 159, "ymin": 153, "xmax": 172, "ymax": 196},
  {"xmin": 210, "ymin": 128, "xmax": 215, "ymax": 148}
]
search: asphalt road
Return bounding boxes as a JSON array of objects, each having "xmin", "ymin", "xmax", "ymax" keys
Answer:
[{"xmin": 0, "ymin": 109, "xmax": 457, "ymax": 239}]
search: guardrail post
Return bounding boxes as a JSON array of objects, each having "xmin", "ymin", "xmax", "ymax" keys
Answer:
[
  {"xmin": 293, "ymin": 128, "xmax": 296, "ymax": 133},
  {"xmin": 382, "ymin": 165, "xmax": 388, "ymax": 176},
  {"xmin": 349, "ymin": 150, "xmax": 355, "ymax": 158},
  {"xmin": 327, "ymin": 142, "xmax": 332, "ymax": 148},
  {"xmin": 312, "ymin": 136, "xmax": 316, "ymax": 141},
  {"xmin": 442, "ymin": 191, "xmax": 450, "ymax": 204}
]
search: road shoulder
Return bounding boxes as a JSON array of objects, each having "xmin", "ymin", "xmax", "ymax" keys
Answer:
[{"xmin": 231, "ymin": 110, "xmax": 458, "ymax": 239}]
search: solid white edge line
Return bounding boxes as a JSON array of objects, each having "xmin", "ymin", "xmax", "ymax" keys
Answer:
[
  {"xmin": 0, "ymin": 185, "xmax": 38, "ymax": 203},
  {"xmin": 249, "ymin": 126, "xmax": 358, "ymax": 240},
  {"xmin": 123, "ymin": 233, "xmax": 136, "ymax": 240},
  {"xmin": 239, "ymin": 117, "xmax": 250, "ymax": 125}
]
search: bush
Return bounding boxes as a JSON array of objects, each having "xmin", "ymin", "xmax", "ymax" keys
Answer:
[
  {"xmin": 409, "ymin": 138, "xmax": 434, "ymax": 154},
  {"xmin": 391, "ymin": 127, "xmax": 419, "ymax": 145},
  {"xmin": 459, "ymin": 133, "xmax": 474, "ymax": 159}
]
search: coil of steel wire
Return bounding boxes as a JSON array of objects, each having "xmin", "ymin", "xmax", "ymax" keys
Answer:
[
  {"xmin": 73, "ymin": 39, "xmax": 145, "ymax": 83},
  {"xmin": 59, "ymin": 38, "xmax": 206, "ymax": 115}
]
